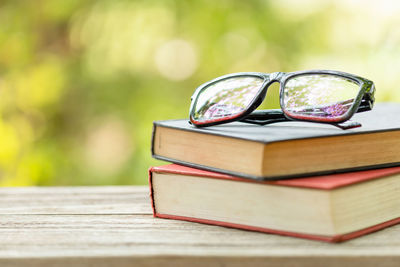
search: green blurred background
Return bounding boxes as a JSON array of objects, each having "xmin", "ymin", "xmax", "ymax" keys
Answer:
[{"xmin": 1, "ymin": 0, "xmax": 399, "ymax": 186}]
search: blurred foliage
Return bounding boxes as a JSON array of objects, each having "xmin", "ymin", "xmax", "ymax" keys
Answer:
[{"xmin": 0, "ymin": 0, "xmax": 399, "ymax": 185}]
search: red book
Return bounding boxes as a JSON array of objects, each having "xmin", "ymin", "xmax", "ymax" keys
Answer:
[{"xmin": 149, "ymin": 164, "xmax": 400, "ymax": 242}]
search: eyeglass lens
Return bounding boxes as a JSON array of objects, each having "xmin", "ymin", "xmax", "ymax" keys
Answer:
[
  {"xmin": 283, "ymin": 74, "xmax": 360, "ymax": 120},
  {"xmin": 192, "ymin": 76, "xmax": 264, "ymax": 122}
]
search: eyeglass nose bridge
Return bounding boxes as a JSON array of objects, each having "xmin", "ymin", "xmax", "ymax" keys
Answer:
[
  {"xmin": 252, "ymin": 72, "xmax": 285, "ymax": 111},
  {"xmin": 260, "ymin": 72, "xmax": 285, "ymax": 96},
  {"xmin": 268, "ymin": 72, "xmax": 285, "ymax": 82},
  {"xmin": 262, "ymin": 72, "xmax": 285, "ymax": 92}
]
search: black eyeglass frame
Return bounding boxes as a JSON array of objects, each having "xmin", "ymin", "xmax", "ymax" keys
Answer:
[{"xmin": 189, "ymin": 70, "xmax": 375, "ymax": 129}]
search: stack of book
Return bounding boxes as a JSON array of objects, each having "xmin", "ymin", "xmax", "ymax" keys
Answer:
[{"xmin": 149, "ymin": 103, "xmax": 400, "ymax": 242}]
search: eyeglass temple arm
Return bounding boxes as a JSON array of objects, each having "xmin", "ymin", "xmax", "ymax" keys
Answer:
[{"xmin": 357, "ymin": 95, "xmax": 374, "ymax": 113}]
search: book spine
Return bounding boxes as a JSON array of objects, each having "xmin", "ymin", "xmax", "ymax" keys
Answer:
[
  {"xmin": 148, "ymin": 167, "xmax": 157, "ymax": 217},
  {"xmin": 150, "ymin": 122, "xmax": 157, "ymax": 158}
]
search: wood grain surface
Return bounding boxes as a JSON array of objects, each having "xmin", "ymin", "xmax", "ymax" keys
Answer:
[{"xmin": 0, "ymin": 186, "xmax": 399, "ymax": 267}]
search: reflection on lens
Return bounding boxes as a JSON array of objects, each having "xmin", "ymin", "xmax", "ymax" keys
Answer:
[
  {"xmin": 192, "ymin": 76, "xmax": 264, "ymax": 122},
  {"xmin": 283, "ymin": 74, "xmax": 360, "ymax": 120}
]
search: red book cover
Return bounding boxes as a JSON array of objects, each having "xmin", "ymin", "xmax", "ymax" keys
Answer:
[{"xmin": 149, "ymin": 164, "xmax": 400, "ymax": 243}]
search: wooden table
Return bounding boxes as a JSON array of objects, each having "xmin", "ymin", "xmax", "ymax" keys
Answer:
[{"xmin": 0, "ymin": 186, "xmax": 399, "ymax": 267}]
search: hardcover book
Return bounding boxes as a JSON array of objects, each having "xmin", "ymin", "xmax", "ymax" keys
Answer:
[
  {"xmin": 149, "ymin": 164, "xmax": 400, "ymax": 242},
  {"xmin": 152, "ymin": 103, "xmax": 400, "ymax": 180}
]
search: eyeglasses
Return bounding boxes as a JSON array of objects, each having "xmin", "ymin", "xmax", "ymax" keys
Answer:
[{"xmin": 189, "ymin": 70, "xmax": 375, "ymax": 129}]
